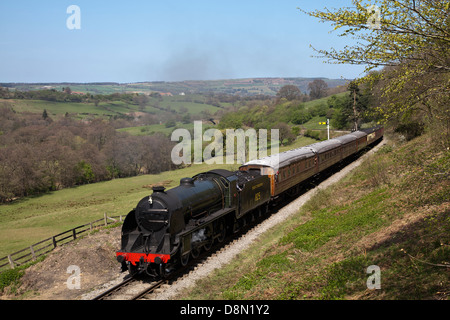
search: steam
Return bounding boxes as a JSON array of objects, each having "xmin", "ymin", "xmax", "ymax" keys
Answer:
[{"xmin": 157, "ymin": 45, "xmax": 234, "ymax": 81}]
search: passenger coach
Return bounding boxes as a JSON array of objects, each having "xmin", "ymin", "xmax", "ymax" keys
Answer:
[{"xmin": 239, "ymin": 126, "xmax": 384, "ymax": 199}]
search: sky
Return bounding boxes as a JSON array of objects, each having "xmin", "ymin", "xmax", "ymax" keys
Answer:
[{"xmin": 0, "ymin": 0, "xmax": 366, "ymax": 83}]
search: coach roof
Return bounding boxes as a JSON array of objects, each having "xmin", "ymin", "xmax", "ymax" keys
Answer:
[
  {"xmin": 242, "ymin": 147, "xmax": 315, "ymax": 169},
  {"xmin": 307, "ymin": 139, "xmax": 342, "ymax": 154}
]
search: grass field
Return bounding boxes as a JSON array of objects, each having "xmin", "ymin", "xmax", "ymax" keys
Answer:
[
  {"xmin": 0, "ymin": 94, "xmax": 222, "ymax": 120},
  {"xmin": 0, "ymin": 99, "xmax": 135, "ymax": 118},
  {"xmin": 117, "ymin": 122, "xmax": 216, "ymax": 137}
]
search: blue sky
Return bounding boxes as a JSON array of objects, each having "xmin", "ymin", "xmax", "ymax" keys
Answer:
[{"xmin": 0, "ymin": 0, "xmax": 365, "ymax": 83}]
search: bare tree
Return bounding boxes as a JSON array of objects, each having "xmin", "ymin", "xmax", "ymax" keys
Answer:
[
  {"xmin": 308, "ymin": 79, "xmax": 328, "ymax": 99},
  {"xmin": 277, "ymin": 85, "xmax": 302, "ymax": 101}
]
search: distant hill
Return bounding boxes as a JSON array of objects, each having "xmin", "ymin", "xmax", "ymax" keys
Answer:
[{"xmin": 1, "ymin": 77, "xmax": 349, "ymax": 96}]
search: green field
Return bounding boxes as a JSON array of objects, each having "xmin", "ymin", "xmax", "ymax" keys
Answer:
[
  {"xmin": 152, "ymin": 94, "xmax": 224, "ymax": 114},
  {"xmin": 0, "ymin": 94, "xmax": 222, "ymax": 120},
  {"xmin": 0, "ymin": 99, "xmax": 135, "ymax": 118},
  {"xmin": 118, "ymin": 122, "xmax": 216, "ymax": 137}
]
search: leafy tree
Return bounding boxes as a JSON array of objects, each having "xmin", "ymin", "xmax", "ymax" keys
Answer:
[
  {"xmin": 75, "ymin": 161, "xmax": 95, "ymax": 185},
  {"xmin": 300, "ymin": 0, "xmax": 449, "ymax": 147},
  {"xmin": 291, "ymin": 109, "xmax": 312, "ymax": 125},
  {"xmin": 331, "ymin": 108, "xmax": 349, "ymax": 130}
]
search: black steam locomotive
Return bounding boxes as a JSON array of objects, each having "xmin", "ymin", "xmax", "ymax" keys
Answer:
[
  {"xmin": 116, "ymin": 126, "xmax": 384, "ymax": 276},
  {"xmin": 116, "ymin": 169, "xmax": 271, "ymax": 276}
]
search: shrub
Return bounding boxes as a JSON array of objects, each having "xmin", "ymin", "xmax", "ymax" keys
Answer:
[{"xmin": 0, "ymin": 268, "xmax": 24, "ymax": 293}]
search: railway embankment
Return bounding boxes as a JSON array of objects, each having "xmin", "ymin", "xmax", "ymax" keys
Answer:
[{"xmin": 176, "ymin": 131, "xmax": 449, "ymax": 300}]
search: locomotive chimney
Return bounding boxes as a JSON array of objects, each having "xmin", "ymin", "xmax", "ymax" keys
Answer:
[
  {"xmin": 180, "ymin": 177, "xmax": 194, "ymax": 186},
  {"xmin": 152, "ymin": 186, "xmax": 166, "ymax": 193}
]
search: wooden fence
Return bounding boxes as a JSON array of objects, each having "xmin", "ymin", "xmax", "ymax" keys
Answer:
[{"xmin": 0, "ymin": 213, "xmax": 124, "ymax": 271}]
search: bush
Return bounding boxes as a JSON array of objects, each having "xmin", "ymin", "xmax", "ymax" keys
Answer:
[
  {"xmin": 165, "ymin": 120, "xmax": 176, "ymax": 128},
  {"xmin": 394, "ymin": 121, "xmax": 425, "ymax": 140},
  {"xmin": 304, "ymin": 130, "xmax": 326, "ymax": 141},
  {"xmin": 0, "ymin": 268, "xmax": 24, "ymax": 293}
]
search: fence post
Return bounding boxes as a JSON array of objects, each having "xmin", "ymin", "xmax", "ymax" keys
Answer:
[
  {"xmin": 53, "ymin": 236, "xmax": 57, "ymax": 248},
  {"xmin": 8, "ymin": 255, "xmax": 14, "ymax": 269},
  {"xmin": 73, "ymin": 228, "xmax": 77, "ymax": 240},
  {"xmin": 30, "ymin": 245, "xmax": 36, "ymax": 261},
  {"xmin": 104, "ymin": 212, "xmax": 107, "ymax": 226}
]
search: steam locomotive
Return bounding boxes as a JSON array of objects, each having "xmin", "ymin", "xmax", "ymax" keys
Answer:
[{"xmin": 116, "ymin": 126, "xmax": 384, "ymax": 276}]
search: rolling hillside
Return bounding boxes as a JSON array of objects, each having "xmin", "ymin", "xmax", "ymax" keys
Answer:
[{"xmin": 1, "ymin": 77, "xmax": 348, "ymax": 96}]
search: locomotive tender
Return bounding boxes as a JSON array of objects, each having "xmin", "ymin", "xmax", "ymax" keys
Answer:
[{"xmin": 116, "ymin": 126, "xmax": 384, "ymax": 276}]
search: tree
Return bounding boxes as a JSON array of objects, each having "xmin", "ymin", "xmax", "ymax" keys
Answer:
[
  {"xmin": 308, "ymin": 79, "xmax": 328, "ymax": 99},
  {"xmin": 273, "ymin": 122, "xmax": 295, "ymax": 145},
  {"xmin": 75, "ymin": 161, "xmax": 95, "ymax": 185},
  {"xmin": 63, "ymin": 87, "xmax": 72, "ymax": 95},
  {"xmin": 348, "ymin": 81, "xmax": 362, "ymax": 130},
  {"xmin": 300, "ymin": 0, "xmax": 449, "ymax": 147},
  {"xmin": 277, "ymin": 85, "xmax": 302, "ymax": 101}
]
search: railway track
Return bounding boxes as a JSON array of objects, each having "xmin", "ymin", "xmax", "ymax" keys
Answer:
[
  {"xmin": 92, "ymin": 275, "xmax": 165, "ymax": 300},
  {"xmin": 92, "ymin": 216, "xmax": 269, "ymax": 300}
]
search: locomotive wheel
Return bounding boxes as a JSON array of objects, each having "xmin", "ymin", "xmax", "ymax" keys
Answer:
[
  {"xmin": 191, "ymin": 246, "xmax": 201, "ymax": 259},
  {"xmin": 203, "ymin": 237, "xmax": 213, "ymax": 251},
  {"xmin": 180, "ymin": 253, "xmax": 189, "ymax": 267},
  {"xmin": 216, "ymin": 219, "xmax": 226, "ymax": 243},
  {"xmin": 128, "ymin": 263, "xmax": 139, "ymax": 276},
  {"xmin": 232, "ymin": 220, "xmax": 240, "ymax": 233}
]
